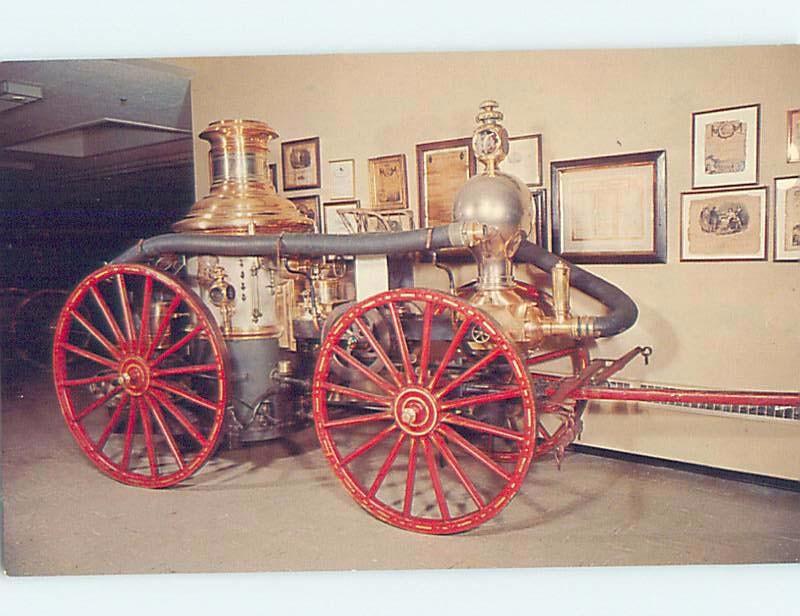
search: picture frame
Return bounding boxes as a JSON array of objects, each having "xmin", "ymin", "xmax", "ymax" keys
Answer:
[
  {"xmin": 416, "ymin": 137, "xmax": 476, "ymax": 227},
  {"xmin": 530, "ymin": 188, "xmax": 548, "ymax": 249},
  {"xmin": 281, "ymin": 137, "xmax": 321, "ymax": 190},
  {"xmin": 550, "ymin": 150, "xmax": 667, "ymax": 263},
  {"xmin": 328, "ymin": 158, "xmax": 355, "ymax": 201},
  {"xmin": 368, "ymin": 153, "xmax": 409, "ymax": 210},
  {"xmin": 680, "ymin": 186, "xmax": 768, "ymax": 262},
  {"xmin": 268, "ymin": 163, "xmax": 279, "ymax": 191},
  {"xmin": 692, "ymin": 103, "xmax": 760, "ymax": 189},
  {"xmin": 503, "ymin": 133, "xmax": 543, "ymax": 186},
  {"xmin": 288, "ymin": 195, "xmax": 321, "ymax": 232},
  {"xmin": 788, "ymin": 108, "xmax": 800, "ymax": 163},
  {"xmin": 322, "ymin": 199, "xmax": 360, "ymax": 235},
  {"xmin": 774, "ymin": 176, "xmax": 800, "ymax": 261}
]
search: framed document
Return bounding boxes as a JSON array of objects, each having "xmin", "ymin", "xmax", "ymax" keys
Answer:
[
  {"xmin": 680, "ymin": 186, "xmax": 767, "ymax": 262},
  {"xmin": 788, "ymin": 109, "xmax": 800, "ymax": 163},
  {"xmin": 531, "ymin": 188, "xmax": 548, "ymax": 249},
  {"xmin": 368, "ymin": 154, "xmax": 408, "ymax": 210},
  {"xmin": 322, "ymin": 199, "xmax": 359, "ymax": 235},
  {"xmin": 268, "ymin": 163, "xmax": 279, "ymax": 191},
  {"xmin": 550, "ymin": 150, "xmax": 667, "ymax": 263},
  {"xmin": 774, "ymin": 176, "xmax": 800, "ymax": 261},
  {"xmin": 503, "ymin": 134, "xmax": 543, "ymax": 186},
  {"xmin": 328, "ymin": 158, "xmax": 355, "ymax": 201},
  {"xmin": 416, "ymin": 138, "xmax": 476, "ymax": 227},
  {"xmin": 692, "ymin": 104, "xmax": 760, "ymax": 189},
  {"xmin": 281, "ymin": 137, "xmax": 321, "ymax": 190},
  {"xmin": 288, "ymin": 195, "xmax": 321, "ymax": 232}
]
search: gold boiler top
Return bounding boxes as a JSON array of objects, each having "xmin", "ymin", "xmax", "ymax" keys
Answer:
[{"xmin": 173, "ymin": 119, "xmax": 313, "ymax": 234}]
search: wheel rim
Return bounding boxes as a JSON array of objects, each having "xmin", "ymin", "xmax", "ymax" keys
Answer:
[
  {"xmin": 52, "ymin": 264, "xmax": 228, "ymax": 488},
  {"xmin": 313, "ymin": 288, "xmax": 536, "ymax": 535}
]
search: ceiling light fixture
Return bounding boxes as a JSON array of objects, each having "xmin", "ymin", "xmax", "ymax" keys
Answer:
[{"xmin": 0, "ymin": 80, "xmax": 44, "ymax": 112}]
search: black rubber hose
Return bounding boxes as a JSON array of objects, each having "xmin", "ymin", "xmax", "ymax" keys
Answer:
[
  {"xmin": 514, "ymin": 240, "xmax": 638, "ymax": 337},
  {"xmin": 112, "ymin": 226, "xmax": 457, "ymax": 263},
  {"xmin": 112, "ymin": 229, "xmax": 638, "ymax": 338}
]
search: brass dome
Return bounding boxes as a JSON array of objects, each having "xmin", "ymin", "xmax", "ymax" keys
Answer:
[{"xmin": 173, "ymin": 119, "xmax": 313, "ymax": 234}]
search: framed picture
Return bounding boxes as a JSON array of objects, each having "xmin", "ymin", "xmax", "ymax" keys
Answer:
[
  {"xmin": 268, "ymin": 163, "xmax": 279, "ymax": 191},
  {"xmin": 530, "ymin": 188, "xmax": 548, "ymax": 249},
  {"xmin": 288, "ymin": 195, "xmax": 321, "ymax": 232},
  {"xmin": 416, "ymin": 137, "xmax": 476, "ymax": 227},
  {"xmin": 503, "ymin": 134, "xmax": 543, "ymax": 186},
  {"xmin": 550, "ymin": 150, "xmax": 667, "ymax": 263},
  {"xmin": 680, "ymin": 186, "xmax": 768, "ymax": 262},
  {"xmin": 368, "ymin": 154, "xmax": 408, "ymax": 210},
  {"xmin": 322, "ymin": 199, "xmax": 360, "ymax": 235},
  {"xmin": 692, "ymin": 104, "xmax": 760, "ymax": 189},
  {"xmin": 788, "ymin": 109, "xmax": 800, "ymax": 163},
  {"xmin": 774, "ymin": 176, "xmax": 800, "ymax": 261},
  {"xmin": 328, "ymin": 158, "xmax": 355, "ymax": 201},
  {"xmin": 281, "ymin": 137, "xmax": 321, "ymax": 190}
]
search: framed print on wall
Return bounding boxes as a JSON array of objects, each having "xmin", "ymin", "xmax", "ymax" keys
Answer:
[
  {"xmin": 288, "ymin": 195, "xmax": 321, "ymax": 232},
  {"xmin": 322, "ymin": 199, "xmax": 360, "ymax": 235},
  {"xmin": 788, "ymin": 109, "xmax": 800, "ymax": 163},
  {"xmin": 692, "ymin": 103, "xmax": 760, "ymax": 189},
  {"xmin": 530, "ymin": 188, "xmax": 548, "ymax": 249},
  {"xmin": 328, "ymin": 158, "xmax": 355, "ymax": 201},
  {"xmin": 281, "ymin": 137, "xmax": 321, "ymax": 190},
  {"xmin": 368, "ymin": 154, "xmax": 409, "ymax": 210},
  {"xmin": 416, "ymin": 137, "xmax": 477, "ymax": 227},
  {"xmin": 774, "ymin": 176, "xmax": 800, "ymax": 261},
  {"xmin": 503, "ymin": 134, "xmax": 543, "ymax": 186},
  {"xmin": 550, "ymin": 150, "xmax": 667, "ymax": 264},
  {"xmin": 268, "ymin": 163, "xmax": 279, "ymax": 191},
  {"xmin": 680, "ymin": 186, "xmax": 767, "ymax": 262}
]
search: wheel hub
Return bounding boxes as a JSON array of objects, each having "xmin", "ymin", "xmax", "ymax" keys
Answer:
[
  {"xmin": 119, "ymin": 356, "xmax": 151, "ymax": 396},
  {"xmin": 393, "ymin": 387, "xmax": 439, "ymax": 436}
]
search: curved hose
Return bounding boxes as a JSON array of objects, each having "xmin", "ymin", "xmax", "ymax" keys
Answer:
[
  {"xmin": 112, "ymin": 228, "xmax": 638, "ymax": 338},
  {"xmin": 514, "ymin": 240, "xmax": 638, "ymax": 337}
]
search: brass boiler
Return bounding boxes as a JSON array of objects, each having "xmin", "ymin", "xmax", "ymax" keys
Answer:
[
  {"xmin": 454, "ymin": 101, "xmax": 596, "ymax": 347},
  {"xmin": 174, "ymin": 119, "xmax": 313, "ymax": 341}
]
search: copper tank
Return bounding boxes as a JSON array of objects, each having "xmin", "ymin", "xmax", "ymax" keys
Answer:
[{"xmin": 173, "ymin": 119, "xmax": 313, "ymax": 234}]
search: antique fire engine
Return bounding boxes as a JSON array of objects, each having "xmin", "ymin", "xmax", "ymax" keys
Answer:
[{"xmin": 52, "ymin": 102, "xmax": 798, "ymax": 534}]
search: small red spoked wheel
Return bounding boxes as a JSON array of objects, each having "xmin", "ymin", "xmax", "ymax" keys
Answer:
[
  {"xmin": 53, "ymin": 263, "xmax": 228, "ymax": 488},
  {"xmin": 312, "ymin": 288, "xmax": 537, "ymax": 535}
]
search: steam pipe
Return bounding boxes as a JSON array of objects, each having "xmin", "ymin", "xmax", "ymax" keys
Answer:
[
  {"xmin": 514, "ymin": 240, "xmax": 638, "ymax": 337},
  {"xmin": 112, "ymin": 229, "xmax": 638, "ymax": 338}
]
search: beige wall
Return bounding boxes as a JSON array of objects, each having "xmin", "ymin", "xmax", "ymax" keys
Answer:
[{"xmin": 167, "ymin": 47, "xmax": 800, "ymax": 479}]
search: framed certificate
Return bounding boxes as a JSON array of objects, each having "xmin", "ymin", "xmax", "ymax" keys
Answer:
[
  {"xmin": 551, "ymin": 150, "xmax": 667, "ymax": 263},
  {"xmin": 416, "ymin": 138, "xmax": 476, "ymax": 227},
  {"xmin": 328, "ymin": 158, "xmax": 355, "ymax": 201},
  {"xmin": 788, "ymin": 109, "xmax": 800, "ymax": 164},
  {"xmin": 692, "ymin": 104, "xmax": 760, "ymax": 189},
  {"xmin": 503, "ymin": 134, "xmax": 543, "ymax": 186}
]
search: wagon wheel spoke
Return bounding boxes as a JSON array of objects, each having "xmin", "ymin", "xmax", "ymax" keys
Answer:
[
  {"xmin": 430, "ymin": 431, "xmax": 485, "ymax": 509},
  {"xmin": 69, "ymin": 309, "xmax": 123, "ymax": 361},
  {"xmin": 436, "ymin": 347, "xmax": 503, "ymax": 399},
  {"xmin": 416, "ymin": 301, "xmax": 433, "ymax": 385},
  {"xmin": 403, "ymin": 437, "xmax": 419, "ymax": 516},
  {"xmin": 354, "ymin": 316, "xmax": 403, "ymax": 388},
  {"xmin": 116, "ymin": 273, "xmax": 137, "ymax": 348},
  {"xmin": 146, "ymin": 295, "xmax": 182, "ymax": 360},
  {"xmin": 73, "ymin": 386, "xmax": 123, "ymax": 422},
  {"xmin": 427, "ymin": 317, "xmax": 472, "ymax": 390},
  {"xmin": 150, "ymin": 324, "xmax": 205, "ymax": 368},
  {"xmin": 387, "ymin": 302, "xmax": 414, "ymax": 382},
  {"xmin": 331, "ymin": 346, "xmax": 397, "ymax": 395},
  {"xmin": 421, "ymin": 436, "xmax": 449, "ymax": 520},
  {"xmin": 89, "ymin": 284, "xmax": 126, "ymax": 349},
  {"xmin": 96, "ymin": 394, "xmax": 130, "ymax": 451},
  {"xmin": 144, "ymin": 394, "xmax": 185, "ymax": 470},
  {"xmin": 367, "ymin": 433, "xmax": 407, "ymax": 498}
]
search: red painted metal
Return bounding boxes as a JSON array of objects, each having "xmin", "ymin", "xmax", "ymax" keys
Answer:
[
  {"xmin": 567, "ymin": 385, "xmax": 800, "ymax": 408},
  {"xmin": 312, "ymin": 288, "xmax": 536, "ymax": 535},
  {"xmin": 52, "ymin": 263, "xmax": 228, "ymax": 488}
]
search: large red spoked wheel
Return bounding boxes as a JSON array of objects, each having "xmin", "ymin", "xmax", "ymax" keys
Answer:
[
  {"xmin": 53, "ymin": 263, "xmax": 228, "ymax": 488},
  {"xmin": 312, "ymin": 288, "xmax": 537, "ymax": 534}
]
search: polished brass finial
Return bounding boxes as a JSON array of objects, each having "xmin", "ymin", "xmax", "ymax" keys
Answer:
[{"xmin": 472, "ymin": 100, "xmax": 509, "ymax": 176}]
